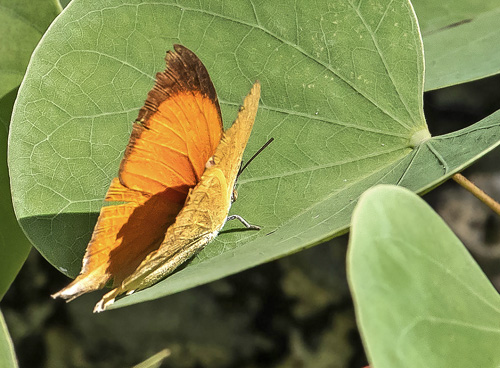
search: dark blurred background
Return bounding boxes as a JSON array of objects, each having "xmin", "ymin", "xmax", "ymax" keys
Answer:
[{"xmin": 2, "ymin": 74, "xmax": 500, "ymax": 368}]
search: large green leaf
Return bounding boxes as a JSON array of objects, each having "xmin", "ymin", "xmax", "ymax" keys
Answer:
[
  {"xmin": 0, "ymin": 0, "xmax": 61, "ymax": 99},
  {"xmin": 411, "ymin": 0, "xmax": 499, "ymax": 33},
  {"xmin": 0, "ymin": 89, "xmax": 31, "ymax": 300},
  {"xmin": 0, "ymin": 0, "xmax": 62, "ymax": 299},
  {"xmin": 0, "ymin": 310, "xmax": 18, "ymax": 368},
  {"xmin": 348, "ymin": 185, "xmax": 500, "ymax": 368},
  {"xmin": 412, "ymin": 1, "xmax": 500, "ymax": 90},
  {"xmin": 8, "ymin": 0, "xmax": 500, "ymax": 309}
]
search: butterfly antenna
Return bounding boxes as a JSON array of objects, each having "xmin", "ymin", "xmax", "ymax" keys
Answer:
[{"xmin": 238, "ymin": 138, "xmax": 274, "ymax": 177}]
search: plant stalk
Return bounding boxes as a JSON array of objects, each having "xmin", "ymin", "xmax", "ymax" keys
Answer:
[{"xmin": 452, "ymin": 173, "xmax": 500, "ymax": 216}]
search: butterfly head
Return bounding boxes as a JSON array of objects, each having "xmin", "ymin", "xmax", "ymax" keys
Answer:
[{"xmin": 231, "ymin": 188, "xmax": 238, "ymax": 203}]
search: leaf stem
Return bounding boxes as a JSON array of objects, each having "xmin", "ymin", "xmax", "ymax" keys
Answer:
[{"xmin": 452, "ymin": 173, "xmax": 500, "ymax": 216}]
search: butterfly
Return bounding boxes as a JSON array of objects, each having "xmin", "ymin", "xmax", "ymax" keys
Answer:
[{"xmin": 52, "ymin": 44, "xmax": 261, "ymax": 312}]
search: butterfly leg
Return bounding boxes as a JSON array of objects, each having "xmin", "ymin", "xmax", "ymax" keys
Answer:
[{"xmin": 227, "ymin": 215, "xmax": 261, "ymax": 230}]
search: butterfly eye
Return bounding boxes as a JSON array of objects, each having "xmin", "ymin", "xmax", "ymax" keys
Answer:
[
  {"xmin": 205, "ymin": 157, "xmax": 216, "ymax": 169},
  {"xmin": 231, "ymin": 188, "xmax": 238, "ymax": 203}
]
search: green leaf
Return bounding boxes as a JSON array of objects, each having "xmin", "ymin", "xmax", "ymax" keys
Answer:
[
  {"xmin": 412, "ymin": 1, "xmax": 500, "ymax": 90},
  {"xmin": 412, "ymin": 0, "xmax": 499, "ymax": 34},
  {"xmin": 8, "ymin": 0, "xmax": 500, "ymax": 309},
  {"xmin": 0, "ymin": 310, "xmax": 18, "ymax": 368},
  {"xmin": 0, "ymin": 0, "xmax": 61, "ymax": 99},
  {"xmin": 422, "ymin": 8, "xmax": 500, "ymax": 91},
  {"xmin": 0, "ymin": 0, "xmax": 61, "ymax": 298},
  {"xmin": 59, "ymin": 0, "xmax": 72, "ymax": 8},
  {"xmin": 132, "ymin": 349, "xmax": 170, "ymax": 368},
  {"xmin": 347, "ymin": 185, "xmax": 500, "ymax": 368},
  {"xmin": 0, "ymin": 89, "xmax": 31, "ymax": 300}
]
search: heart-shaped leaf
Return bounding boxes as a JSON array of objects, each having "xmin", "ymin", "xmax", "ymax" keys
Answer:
[
  {"xmin": 0, "ymin": 89, "xmax": 31, "ymax": 299},
  {"xmin": 8, "ymin": 0, "xmax": 500, "ymax": 309},
  {"xmin": 0, "ymin": 0, "xmax": 62, "ymax": 298},
  {"xmin": 417, "ymin": 4, "xmax": 500, "ymax": 90},
  {"xmin": 348, "ymin": 185, "xmax": 500, "ymax": 368},
  {"xmin": 0, "ymin": 310, "xmax": 18, "ymax": 368},
  {"xmin": 412, "ymin": 0, "xmax": 499, "ymax": 33},
  {"xmin": 0, "ymin": 0, "xmax": 61, "ymax": 99}
]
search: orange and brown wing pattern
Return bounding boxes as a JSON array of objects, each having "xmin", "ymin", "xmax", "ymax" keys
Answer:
[
  {"xmin": 120, "ymin": 44, "xmax": 223, "ymax": 197},
  {"xmin": 52, "ymin": 45, "xmax": 223, "ymax": 301}
]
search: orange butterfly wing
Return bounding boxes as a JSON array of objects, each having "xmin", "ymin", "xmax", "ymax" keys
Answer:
[
  {"xmin": 120, "ymin": 45, "xmax": 223, "ymax": 195},
  {"xmin": 53, "ymin": 45, "xmax": 223, "ymax": 300}
]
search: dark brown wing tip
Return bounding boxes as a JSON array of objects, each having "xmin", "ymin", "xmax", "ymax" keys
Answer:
[{"xmin": 138, "ymin": 44, "xmax": 221, "ymax": 124}]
